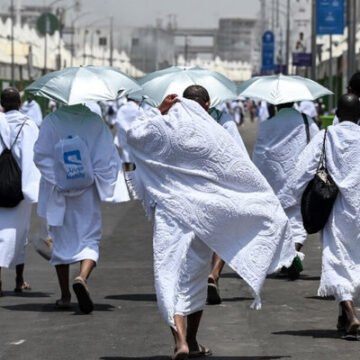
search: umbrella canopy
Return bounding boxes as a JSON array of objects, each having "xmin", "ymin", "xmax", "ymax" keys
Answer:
[
  {"xmin": 238, "ymin": 74, "xmax": 333, "ymax": 105},
  {"xmin": 138, "ymin": 66, "xmax": 238, "ymax": 107},
  {"xmin": 25, "ymin": 66, "xmax": 142, "ymax": 105}
]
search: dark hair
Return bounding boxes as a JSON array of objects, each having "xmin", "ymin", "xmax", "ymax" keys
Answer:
[
  {"xmin": 1, "ymin": 87, "xmax": 21, "ymax": 112},
  {"xmin": 336, "ymin": 93, "xmax": 360, "ymax": 123},
  {"xmin": 276, "ymin": 102, "xmax": 294, "ymax": 110},
  {"xmin": 183, "ymin": 85, "xmax": 210, "ymax": 110},
  {"xmin": 348, "ymin": 71, "xmax": 360, "ymax": 97}
]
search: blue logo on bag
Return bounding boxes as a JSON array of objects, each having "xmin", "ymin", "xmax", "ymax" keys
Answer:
[
  {"xmin": 63, "ymin": 150, "xmax": 85, "ymax": 179},
  {"xmin": 64, "ymin": 150, "xmax": 82, "ymax": 165}
]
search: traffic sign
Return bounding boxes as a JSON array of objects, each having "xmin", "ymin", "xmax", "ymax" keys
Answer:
[
  {"xmin": 261, "ymin": 31, "xmax": 275, "ymax": 73},
  {"xmin": 316, "ymin": 0, "xmax": 345, "ymax": 35},
  {"xmin": 36, "ymin": 12, "xmax": 60, "ymax": 36}
]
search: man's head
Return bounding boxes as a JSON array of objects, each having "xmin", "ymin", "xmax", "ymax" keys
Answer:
[
  {"xmin": 336, "ymin": 93, "xmax": 360, "ymax": 123},
  {"xmin": 1, "ymin": 87, "xmax": 21, "ymax": 112},
  {"xmin": 348, "ymin": 71, "xmax": 360, "ymax": 97},
  {"xmin": 183, "ymin": 85, "xmax": 210, "ymax": 111}
]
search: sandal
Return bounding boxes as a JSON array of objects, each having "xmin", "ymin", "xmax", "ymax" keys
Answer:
[
  {"xmin": 72, "ymin": 276, "xmax": 94, "ymax": 314},
  {"xmin": 188, "ymin": 344, "xmax": 212, "ymax": 358},
  {"xmin": 207, "ymin": 277, "xmax": 221, "ymax": 305}
]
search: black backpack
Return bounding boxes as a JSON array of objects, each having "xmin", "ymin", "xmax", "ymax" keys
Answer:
[{"xmin": 0, "ymin": 120, "xmax": 27, "ymax": 208}]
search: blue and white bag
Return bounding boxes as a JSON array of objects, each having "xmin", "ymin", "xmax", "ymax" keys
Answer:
[{"xmin": 54, "ymin": 135, "xmax": 94, "ymax": 192}]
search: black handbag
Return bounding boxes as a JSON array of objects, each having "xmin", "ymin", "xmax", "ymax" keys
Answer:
[{"xmin": 301, "ymin": 129, "xmax": 338, "ymax": 234}]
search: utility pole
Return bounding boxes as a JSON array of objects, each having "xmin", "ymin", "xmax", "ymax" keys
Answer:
[
  {"xmin": 311, "ymin": 0, "xmax": 317, "ymax": 80},
  {"xmin": 10, "ymin": 0, "xmax": 15, "ymax": 86},
  {"xmin": 184, "ymin": 34, "xmax": 189, "ymax": 65},
  {"xmin": 109, "ymin": 16, "xmax": 113, "ymax": 66},
  {"xmin": 285, "ymin": 0, "xmax": 290, "ymax": 75},
  {"xmin": 347, "ymin": 0, "xmax": 357, "ymax": 82}
]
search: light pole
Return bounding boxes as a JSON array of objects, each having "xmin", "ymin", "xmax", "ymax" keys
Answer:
[
  {"xmin": 10, "ymin": 0, "xmax": 15, "ymax": 86},
  {"xmin": 70, "ymin": 11, "xmax": 91, "ymax": 66},
  {"xmin": 285, "ymin": 0, "xmax": 290, "ymax": 75},
  {"xmin": 82, "ymin": 17, "xmax": 113, "ymax": 66},
  {"xmin": 310, "ymin": 0, "xmax": 317, "ymax": 80},
  {"xmin": 347, "ymin": 0, "xmax": 357, "ymax": 82},
  {"xmin": 109, "ymin": 16, "xmax": 114, "ymax": 66},
  {"xmin": 83, "ymin": 29, "xmax": 89, "ymax": 64}
]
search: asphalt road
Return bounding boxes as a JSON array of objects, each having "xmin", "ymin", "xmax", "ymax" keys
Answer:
[{"xmin": 1, "ymin": 119, "xmax": 359, "ymax": 360}]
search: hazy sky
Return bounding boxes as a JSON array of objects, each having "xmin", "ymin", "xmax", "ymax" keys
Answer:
[{"xmin": 11, "ymin": 0, "xmax": 260, "ymax": 29}]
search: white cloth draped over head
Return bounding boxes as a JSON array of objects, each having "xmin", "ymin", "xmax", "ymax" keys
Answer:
[
  {"xmin": 20, "ymin": 100, "xmax": 43, "ymax": 128},
  {"xmin": 296, "ymin": 100, "xmax": 318, "ymax": 119},
  {"xmin": 0, "ymin": 111, "xmax": 40, "ymax": 268},
  {"xmin": 34, "ymin": 105, "xmax": 129, "ymax": 266},
  {"xmin": 279, "ymin": 122, "xmax": 360, "ymax": 303},
  {"xmin": 127, "ymin": 98, "xmax": 296, "ymax": 321},
  {"xmin": 114, "ymin": 100, "xmax": 144, "ymax": 162},
  {"xmin": 34, "ymin": 104, "xmax": 130, "ymax": 227},
  {"xmin": 253, "ymin": 107, "xmax": 319, "ymax": 245},
  {"xmin": 216, "ymin": 111, "xmax": 248, "ymax": 155}
]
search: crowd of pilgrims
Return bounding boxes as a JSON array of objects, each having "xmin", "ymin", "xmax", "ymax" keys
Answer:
[{"xmin": 1, "ymin": 71, "xmax": 360, "ymax": 358}]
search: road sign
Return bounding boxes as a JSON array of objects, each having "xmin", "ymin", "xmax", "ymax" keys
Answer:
[
  {"xmin": 316, "ymin": 0, "xmax": 345, "ymax": 35},
  {"xmin": 261, "ymin": 31, "xmax": 275, "ymax": 73},
  {"xmin": 36, "ymin": 13, "xmax": 60, "ymax": 36}
]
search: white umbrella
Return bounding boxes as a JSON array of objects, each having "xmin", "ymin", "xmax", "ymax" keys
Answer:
[
  {"xmin": 138, "ymin": 66, "xmax": 238, "ymax": 107},
  {"xmin": 238, "ymin": 74, "xmax": 333, "ymax": 105},
  {"xmin": 25, "ymin": 66, "xmax": 142, "ymax": 105}
]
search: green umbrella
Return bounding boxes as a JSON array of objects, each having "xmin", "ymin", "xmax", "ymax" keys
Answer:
[
  {"xmin": 138, "ymin": 66, "xmax": 238, "ymax": 107},
  {"xmin": 238, "ymin": 74, "xmax": 333, "ymax": 105},
  {"xmin": 25, "ymin": 66, "xmax": 142, "ymax": 105}
]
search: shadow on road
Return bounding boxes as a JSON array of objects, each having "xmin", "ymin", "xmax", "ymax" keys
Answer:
[
  {"xmin": 215, "ymin": 296, "xmax": 253, "ymax": 303},
  {"xmin": 105, "ymin": 294, "xmax": 157, "ymax": 302},
  {"xmin": 2, "ymin": 302, "xmax": 116, "ymax": 312},
  {"xmin": 100, "ymin": 356, "xmax": 290, "ymax": 360},
  {"xmin": 0, "ymin": 291, "xmax": 52, "ymax": 298},
  {"xmin": 305, "ymin": 295, "xmax": 335, "ymax": 301},
  {"xmin": 299, "ymin": 275, "xmax": 321, "ymax": 281},
  {"xmin": 273, "ymin": 329, "xmax": 340, "ymax": 339}
]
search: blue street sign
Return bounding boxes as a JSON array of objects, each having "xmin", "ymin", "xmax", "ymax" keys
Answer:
[
  {"xmin": 316, "ymin": 0, "xmax": 345, "ymax": 35},
  {"xmin": 261, "ymin": 31, "xmax": 275, "ymax": 73}
]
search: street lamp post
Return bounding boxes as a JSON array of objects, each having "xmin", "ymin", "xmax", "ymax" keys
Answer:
[
  {"xmin": 71, "ymin": 11, "xmax": 91, "ymax": 66},
  {"xmin": 10, "ymin": 0, "xmax": 15, "ymax": 86},
  {"xmin": 109, "ymin": 16, "xmax": 114, "ymax": 66},
  {"xmin": 347, "ymin": 0, "xmax": 357, "ymax": 82},
  {"xmin": 285, "ymin": 0, "xmax": 290, "ymax": 75},
  {"xmin": 83, "ymin": 29, "xmax": 89, "ymax": 65}
]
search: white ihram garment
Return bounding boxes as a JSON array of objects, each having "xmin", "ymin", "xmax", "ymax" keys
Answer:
[
  {"xmin": 114, "ymin": 101, "xmax": 143, "ymax": 162},
  {"xmin": 127, "ymin": 99, "xmax": 296, "ymax": 326},
  {"xmin": 218, "ymin": 112, "xmax": 248, "ymax": 155},
  {"xmin": 297, "ymin": 100, "xmax": 317, "ymax": 119},
  {"xmin": 279, "ymin": 122, "xmax": 360, "ymax": 303},
  {"xmin": 253, "ymin": 108, "xmax": 319, "ymax": 245},
  {"xmin": 0, "ymin": 111, "xmax": 40, "ymax": 268},
  {"xmin": 34, "ymin": 105, "xmax": 129, "ymax": 266},
  {"xmin": 20, "ymin": 100, "xmax": 43, "ymax": 127}
]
